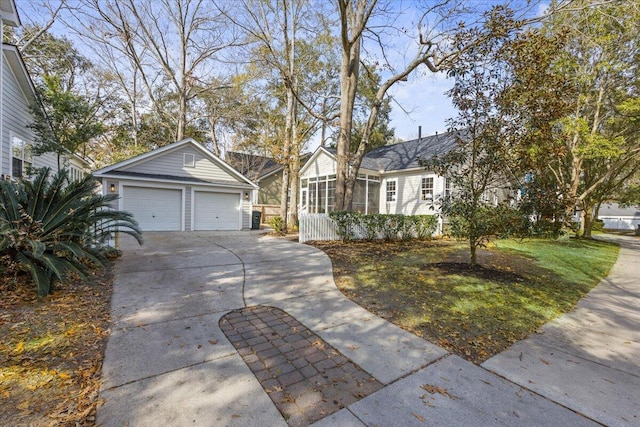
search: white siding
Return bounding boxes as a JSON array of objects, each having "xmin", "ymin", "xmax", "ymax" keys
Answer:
[
  {"xmin": 1, "ymin": 54, "xmax": 56, "ymax": 177},
  {"xmin": 120, "ymin": 146, "xmax": 239, "ymax": 183},
  {"xmin": 301, "ymin": 151, "xmax": 336, "ymax": 179},
  {"xmin": 242, "ymin": 196, "xmax": 251, "ymax": 229},
  {"xmin": 380, "ymin": 172, "xmax": 443, "ymax": 215}
]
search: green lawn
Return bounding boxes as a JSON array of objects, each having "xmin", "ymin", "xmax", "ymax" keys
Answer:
[{"xmin": 314, "ymin": 237, "xmax": 619, "ymax": 363}]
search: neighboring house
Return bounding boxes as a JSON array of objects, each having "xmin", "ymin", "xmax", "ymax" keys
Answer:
[
  {"xmin": 226, "ymin": 152, "xmax": 283, "ymax": 205},
  {"xmin": 93, "ymin": 138, "xmax": 258, "ymax": 232},
  {"xmin": 64, "ymin": 152, "xmax": 94, "ymax": 182},
  {"xmin": 299, "ymin": 132, "xmax": 461, "ymax": 216},
  {"xmin": 226, "ymin": 151, "xmax": 312, "ymax": 206},
  {"xmin": 597, "ymin": 203, "xmax": 640, "ymax": 230}
]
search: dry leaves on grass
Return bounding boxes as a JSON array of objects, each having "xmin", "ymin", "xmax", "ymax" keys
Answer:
[{"xmin": 0, "ymin": 267, "xmax": 114, "ymax": 426}]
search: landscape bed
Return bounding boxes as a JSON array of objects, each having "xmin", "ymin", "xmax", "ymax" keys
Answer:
[{"xmin": 312, "ymin": 237, "xmax": 619, "ymax": 363}]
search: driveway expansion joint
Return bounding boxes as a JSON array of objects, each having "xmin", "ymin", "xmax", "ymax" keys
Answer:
[{"xmin": 220, "ymin": 305, "xmax": 383, "ymax": 427}]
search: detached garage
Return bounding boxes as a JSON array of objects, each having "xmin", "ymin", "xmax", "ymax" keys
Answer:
[{"xmin": 93, "ymin": 138, "xmax": 258, "ymax": 232}]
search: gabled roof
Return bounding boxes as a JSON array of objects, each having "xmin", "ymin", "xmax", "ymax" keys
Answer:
[
  {"xmin": 2, "ymin": 43, "xmax": 37, "ymax": 104},
  {"xmin": 226, "ymin": 151, "xmax": 313, "ymax": 182},
  {"xmin": 94, "ymin": 138, "xmax": 258, "ymax": 188},
  {"xmin": 226, "ymin": 152, "xmax": 282, "ymax": 181},
  {"xmin": 360, "ymin": 131, "xmax": 460, "ymax": 172},
  {"xmin": 302, "ymin": 131, "xmax": 461, "ymax": 175}
]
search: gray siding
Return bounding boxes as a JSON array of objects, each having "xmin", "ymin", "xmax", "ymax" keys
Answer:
[
  {"xmin": 258, "ymin": 172, "xmax": 282, "ymax": 205},
  {"xmin": 2, "ymin": 57, "xmax": 56, "ymax": 174},
  {"xmin": 1, "ymin": 55, "xmax": 56, "ymax": 176},
  {"xmin": 121, "ymin": 146, "xmax": 239, "ymax": 183},
  {"xmin": 242, "ymin": 196, "xmax": 251, "ymax": 229},
  {"xmin": 185, "ymin": 186, "xmax": 192, "ymax": 231}
]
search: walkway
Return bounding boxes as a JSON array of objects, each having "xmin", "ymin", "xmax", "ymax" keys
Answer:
[{"xmin": 96, "ymin": 232, "xmax": 639, "ymax": 426}]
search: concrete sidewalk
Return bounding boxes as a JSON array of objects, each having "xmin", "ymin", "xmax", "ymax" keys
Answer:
[
  {"xmin": 97, "ymin": 232, "xmax": 639, "ymax": 426},
  {"xmin": 483, "ymin": 235, "xmax": 640, "ymax": 427}
]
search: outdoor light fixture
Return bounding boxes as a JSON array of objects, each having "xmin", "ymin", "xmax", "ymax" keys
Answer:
[
  {"xmin": 244, "ymin": 192, "xmax": 250, "ymax": 201},
  {"xmin": 109, "ymin": 183, "xmax": 116, "ymax": 193}
]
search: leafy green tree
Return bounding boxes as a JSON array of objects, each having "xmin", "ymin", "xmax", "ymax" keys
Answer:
[
  {"xmin": 512, "ymin": 1, "xmax": 640, "ymax": 237},
  {"xmin": 29, "ymin": 75, "xmax": 106, "ymax": 169},
  {"xmin": 0, "ymin": 168, "xmax": 142, "ymax": 296},
  {"xmin": 11, "ymin": 24, "xmax": 92, "ymax": 91},
  {"xmin": 423, "ymin": 8, "xmax": 528, "ymax": 266}
]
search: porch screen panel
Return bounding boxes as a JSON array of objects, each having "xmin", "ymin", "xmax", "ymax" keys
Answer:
[
  {"xmin": 367, "ymin": 181, "xmax": 380, "ymax": 214},
  {"xmin": 327, "ymin": 180, "xmax": 336, "ymax": 212},
  {"xmin": 318, "ymin": 181, "xmax": 326, "ymax": 213},
  {"xmin": 352, "ymin": 180, "xmax": 367, "ymax": 213},
  {"xmin": 309, "ymin": 182, "xmax": 317, "ymax": 213}
]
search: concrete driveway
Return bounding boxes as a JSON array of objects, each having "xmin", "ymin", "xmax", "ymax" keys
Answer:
[
  {"xmin": 97, "ymin": 231, "xmax": 445, "ymax": 426},
  {"xmin": 97, "ymin": 231, "xmax": 638, "ymax": 426}
]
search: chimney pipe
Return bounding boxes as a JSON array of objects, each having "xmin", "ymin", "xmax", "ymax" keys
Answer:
[{"xmin": 418, "ymin": 126, "xmax": 422, "ymax": 141}]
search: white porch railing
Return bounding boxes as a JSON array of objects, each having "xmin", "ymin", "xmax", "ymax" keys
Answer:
[{"xmin": 299, "ymin": 213, "xmax": 339, "ymax": 243}]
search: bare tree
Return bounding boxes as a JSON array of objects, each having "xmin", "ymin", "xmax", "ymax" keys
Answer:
[
  {"xmin": 69, "ymin": 0, "xmax": 242, "ymax": 142},
  {"xmin": 223, "ymin": 0, "xmax": 333, "ymax": 230}
]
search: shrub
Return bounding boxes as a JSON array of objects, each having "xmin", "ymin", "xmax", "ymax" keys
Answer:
[
  {"xmin": 0, "ymin": 168, "xmax": 142, "ymax": 296},
  {"xmin": 361, "ymin": 214, "xmax": 385, "ymax": 241},
  {"xmin": 329, "ymin": 212, "xmax": 439, "ymax": 242},
  {"xmin": 592, "ymin": 219, "xmax": 604, "ymax": 232},
  {"xmin": 414, "ymin": 215, "xmax": 439, "ymax": 240},
  {"xmin": 269, "ymin": 216, "xmax": 285, "ymax": 235},
  {"xmin": 329, "ymin": 211, "xmax": 362, "ymax": 241}
]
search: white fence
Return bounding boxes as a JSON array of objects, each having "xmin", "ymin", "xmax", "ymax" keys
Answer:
[
  {"xmin": 299, "ymin": 213, "xmax": 442, "ymax": 243},
  {"xmin": 299, "ymin": 213, "xmax": 340, "ymax": 243}
]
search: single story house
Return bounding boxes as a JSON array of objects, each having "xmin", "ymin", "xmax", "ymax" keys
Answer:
[
  {"xmin": 299, "ymin": 132, "xmax": 461, "ymax": 215},
  {"xmin": 598, "ymin": 203, "xmax": 640, "ymax": 230},
  {"xmin": 93, "ymin": 138, "xmax": 258, "ymax": 231}
]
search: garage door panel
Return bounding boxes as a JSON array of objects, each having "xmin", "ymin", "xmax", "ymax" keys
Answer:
[
  {"xmin": 123, "ymin": 187, "xmax": 182, "ymax": 231},
  {"xmin": 194, "ymin": 191, "xmax": 240, "ymax": 231}
]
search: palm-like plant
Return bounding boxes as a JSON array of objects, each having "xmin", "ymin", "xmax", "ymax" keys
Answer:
[{"xmin": 0, "ymin": 168, "xmax": 142, "ymax": 296}]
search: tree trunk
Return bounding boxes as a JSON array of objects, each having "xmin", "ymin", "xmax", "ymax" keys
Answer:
[
  {"xmin": 469, "ymin": 239, "xmax": 477, "ymax": 267},
  {"xmin": 289, "ymin": 141, "xmax": 300, "ymax": 227},
  {"xmin": 582, "ymin": 205, "xmax": 595, "ymax": 238},
  {"xmin": 176, "ymin": 90, "xmax": 187, "ymax": 141},
  {"xmin": 335, "ymin": 1, "xmax": 363, "ymax": 211}
]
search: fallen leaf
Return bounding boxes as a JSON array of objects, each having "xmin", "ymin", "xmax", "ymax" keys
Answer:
[
  {"xmin": 421, "ymin": 384, "xmax": 457, "ymax": 400},
  {"xmin": 412, "ymin": 413, "xmax": 426, "ymax": 422},
  {"xmin": 539, "ymin": 358, "xmax": 550, "ymax": 365},
  {"xmin": 231, "ymin": 414, "xmax": 241, "ymax": 418},
  {"xmin": 13, "ymin": 341, "xmax": 25, "ymax": 355},
  {"xmin": 208, "ymin": 340, "xmax": 217, "ymax": 345}
]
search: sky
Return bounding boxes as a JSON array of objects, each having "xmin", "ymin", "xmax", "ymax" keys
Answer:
[{"xmin": 15, "ymin": 0, "xmax": 549, "ymax": 148}]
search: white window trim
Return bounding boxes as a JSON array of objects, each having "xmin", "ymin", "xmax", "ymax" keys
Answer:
[
  {"xmin": 420, "ymin": 176, "xmax": 434, "ymax": 203},
  {"xmin": 183, "ymin": 153, "xmax": 195, "ymax": 168},
  {"xmin": 385, "ymin": 179, "xmax": 397, "ymax": 202},
  {"xmin": 10, "ymin": 132, "xmax": 32, "ymax": 179}
]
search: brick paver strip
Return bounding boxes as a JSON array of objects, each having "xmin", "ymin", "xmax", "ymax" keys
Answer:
[{"xmin": 220, "ymin": 305, "xmax": 382, "ymax": 427}]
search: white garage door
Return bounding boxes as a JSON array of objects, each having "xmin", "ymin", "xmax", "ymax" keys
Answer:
[
  {"xmin": 193, "ymin": 191, "xmax": 240, "ymax": 230},
  {"xmin": 122, "ymin": 186, "xmax": 182, "ymax": 231}
]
